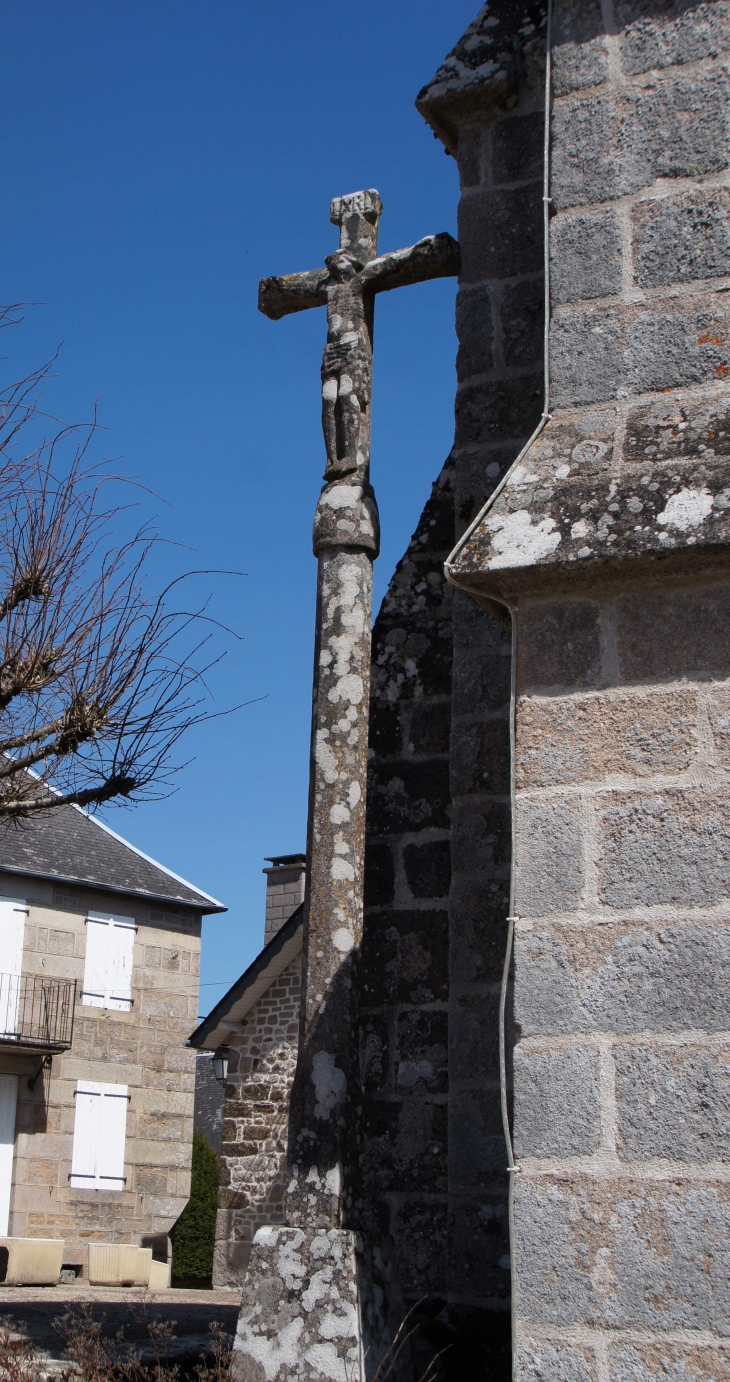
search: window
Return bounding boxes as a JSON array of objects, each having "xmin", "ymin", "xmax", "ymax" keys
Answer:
[
  {"xmin": 82, "ymin": 912, "xmax": 136, "ymax": 1011},
  {"xmin": 70, "ymin": 1082, "xmax": 128, "ymax": 1191}
]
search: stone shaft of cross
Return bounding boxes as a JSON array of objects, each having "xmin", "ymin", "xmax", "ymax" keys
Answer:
[{"xmin": 258, "ymin": 191, "xmax": 459, "ymax": 1230}]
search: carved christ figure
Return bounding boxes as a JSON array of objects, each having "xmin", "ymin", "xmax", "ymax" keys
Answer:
[{"xmin": 258, "ymin": 189, "xmax": 460, "ymax": 484}]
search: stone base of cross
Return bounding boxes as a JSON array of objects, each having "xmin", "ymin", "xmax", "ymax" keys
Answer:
[{"xmin": 230, "ymin": 192, "xmax": 459, "ymax": 1382}]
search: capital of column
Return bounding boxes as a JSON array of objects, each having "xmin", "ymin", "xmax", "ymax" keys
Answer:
[{"xmin": 312, "ymin": 480, "xmax": 380, "ymax": 558}]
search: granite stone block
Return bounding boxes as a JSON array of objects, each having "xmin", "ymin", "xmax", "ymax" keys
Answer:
[
  {"xmin": 449, "ymin": 1089, "xmax": 507, "ymax": 1187},
  {"xmin": 392, "ymin": 1199, "xmax": 448, "ymax": 1296},
  {"xmin": 449, "ymin": 879, "xmax": 510, "ymax": 986},
  {"xmin": 615, "ymin": 1043, "xmax": 730, "ymax": 1162},
  {"xmin": 517, "ymin": 600, "xmax": 602, "ymax": 693},
  {"xmin": 617, "ymin": 0, "xmax": 730, "ymax": 75},
  {"xmin": 362, "ymin": 1098, "xmax": 448, "ymax": 1193},
  {"xmin": 456, "ymin": 286, "xmax": 494, "ymax": 379},
  {"xmin": 458, "ymin": 185, "xmax": 543, "ymax": 283},
  {"xmin": 551, "ymin": 213, "xmax": 622, "ymax": 303},
  {"xmin": 396, "ymin": 1010, "xmax": 448, "ymax": 1094},
  {"xmin": 598, "ymin": 788, "xmax": 730, "ymax": 908},
  {"xmin": 450, "ymin": 991, "xmax": 501, "ymax": 1085},
  {"xmin": 451, "ymin": 716, "xmax": 511, "ymax": 796},
  {"xmin": 455, "ymin": 375, "xmax": 543, "ymax": 449},
  {"xmin": 514, "ymin": 797, "xmax": 585, "ymax": 917},
  {"xmin": 449, "ymin": 1197, "xmax": 511, "ymax": 1302},
  {"xmin": 502, "ymin": 278, "xmax": 545, "ymax": 368},
  {"xmin": 366, "ymin": 759, "xmax": 451, "ymax": 835},
  {"xmin": 409, "ymin": 699, "xmax": 451, "ymax": 756},
  {"xmin": 514, "ymin": 1176, "xmax": 730, "ymax": 1330},
  {"xmin": 552, "ymin": 76, "xmax": 730, "ymax": 211},
  {"xmin": 450, "ymin": 801, "xmax": 511, "ymax": 876},
  {"xmin": 515, "ymin": 922, "xmax": 730, "ymax": 1036},
  {"xmin": 552, "ymin": 0, "xmax": 608, "ymax": 95},
  {"xmin": 360, "ymin": 910, "xmax": 449, "ymax": 1005},
  {"xmin": 633, "ymin": 190, "xmax": 730, "ymax": 289},
  {"xmin": 364, "ymin": 842, "xmax": 396, "ymax": 908},
  {"xmin": 403, "ymin": 839, "xmax": 451, "ymax": 900},
  {"xmin": 519, "ymin": 1341, "xmax": 598, "ymax": 1382},
  {"xmin": 614, "ymin": 583, "xmax": 730, "ymax": 683},
  {"xmin": 452, "ymin": 592, "xmax": 511, "ymax": 715},
  {"xmin": 516, "ymin": 688, "xmax": 699, "ymax": 788},
  {"xmin": 513, "ymin": 1046, "xmax": 601, "ymax": 1158},
  {"xmin": 492, "ymin": 112, "xmax": 545, "ymax": 186},
  {"xmin": 610, "ymin": 1340, "xmax": 730, "ymax": 1382}
]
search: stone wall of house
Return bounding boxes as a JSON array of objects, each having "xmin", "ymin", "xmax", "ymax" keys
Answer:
[
  {"xmin": 213, "ymin": 955, "xmax": 301, "ymax": 1287},
  {"xmin": 1, "ymin": 872, "xmax": 201, "ymax": 1273}
]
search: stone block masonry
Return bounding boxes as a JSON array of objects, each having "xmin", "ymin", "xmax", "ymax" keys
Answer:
[{"xmin": 444, "ymin": 4, "xmax": 730, "ymax": 1382}]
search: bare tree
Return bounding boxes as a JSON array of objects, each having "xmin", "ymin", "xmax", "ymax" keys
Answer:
[{"xmin": 0, "ymin": 304, "xmax": 239, "ymax": 819}]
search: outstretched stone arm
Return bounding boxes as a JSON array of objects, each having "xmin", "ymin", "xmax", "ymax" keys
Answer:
[
  {"xmin": 361, "ymin": 231, "xmax": 460, "ymax": 294},
  {"xmin": 258, "ymin": 267, "xmax": 329, "ymax": 321}
]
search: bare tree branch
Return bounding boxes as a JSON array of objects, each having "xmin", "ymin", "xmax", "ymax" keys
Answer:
[{"xmin": 0, "ymin": 307, "xmax": 244, "ymax": 820}]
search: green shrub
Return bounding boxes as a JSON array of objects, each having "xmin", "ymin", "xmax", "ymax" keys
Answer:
[{"xmin": 171, "ymin": 1129, "xmax": 219, "ymax": 1281}]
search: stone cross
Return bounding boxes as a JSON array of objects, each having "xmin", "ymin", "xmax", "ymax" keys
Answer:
[
  {"xmin": 259, "ymin": 192, "xmax": 459, "ymax": 1231},
  {"xmin": 229, "ymin": 194, "xmax": 459, "ymax": 1382}
]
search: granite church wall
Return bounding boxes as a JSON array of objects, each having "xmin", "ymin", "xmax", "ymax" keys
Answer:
[
  {"xmin": 447, "ymin": 49, "xmax": 546, "ymax": 1338},
  {"xmin": 437, "ymin": 2, "xmax": 730, "ymax": 1381},
  {"xmin": 361, "ymin": 460, "xmax": 454, "ymax": 1318}
]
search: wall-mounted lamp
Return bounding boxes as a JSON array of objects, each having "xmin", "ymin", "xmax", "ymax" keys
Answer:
[
  {"xmin": 212, "ymin": 1047, "xmax": 229, "ymax": 1086},
  {"xmin": 28, "ymin": 1054, "xmax": 52, "ymax": 1091}
]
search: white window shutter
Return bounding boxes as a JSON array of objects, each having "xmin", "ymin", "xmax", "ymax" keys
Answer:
[
  {"xmin": 97, "ymin": 1085, "xmax": 128, "ymax": 1190},
  {"xmin": 83, "ymin": 914, "xmax": 135, "ymax": 1011},
  {"xmin": 82, "ymin": 919, "xmax": 109, "ymax": 1008},
  {"xmin": 0, "ymin": 898, "xmax": 27, "ymax": 1036},
  {"xmin": 70, "ymin": 1081, "xmax": 127, "ymax": 1191},
  {"xmin": 0, "ymin": 1073, "xmax": 18, "ymax": 1234},
  {"xmin": 70, "ymin": 1082, "xmax": 101, "ymax": 1187},
  {"xmin": 107, "ymin": 921, "xmax": 135, "ymax": 1012}
]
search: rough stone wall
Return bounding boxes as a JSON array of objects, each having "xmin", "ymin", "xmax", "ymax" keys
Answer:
[
  {"xmin": 213, "ymin": 956, "xmax": 301, "ymax": 1287},
  {"xmin": 2, "ymin": 873, "xmax": 201, "ymax": 1272}
]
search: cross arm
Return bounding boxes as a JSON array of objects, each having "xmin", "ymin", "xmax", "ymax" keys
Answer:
[
  {"xmin": 258, "ymin": 267, "xmax": 329, "ymax": 321},
  {"xmin": 360, "ymin": 232, "xmax": 460, "ymax": 294}
]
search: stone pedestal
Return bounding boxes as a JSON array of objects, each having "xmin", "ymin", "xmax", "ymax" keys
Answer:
[{"xmin": 233, "ymin": 1227, "xmax": 360, "ymax": 1382}]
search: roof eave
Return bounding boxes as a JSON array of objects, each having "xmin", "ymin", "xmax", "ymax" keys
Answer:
[
  {"xmin": 0, "ymin": 861, "xmax": 226, "ymax": 915},
  {"xmin": 189, "ymin": 904, "xmax": 304, "ymax": 1049}
]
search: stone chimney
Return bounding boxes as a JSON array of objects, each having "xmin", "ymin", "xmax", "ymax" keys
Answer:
[{"xmin": 262, "ymin": 854, "xmax": 306, "ymax": 945}]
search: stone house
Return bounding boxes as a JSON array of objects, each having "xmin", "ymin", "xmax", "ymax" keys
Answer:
[
  {"xmin": 0, "ymin": 799, "xmax": 223, "ymax": 1275},
  {"xmin": 189, "ymin": 854, "xmax": 304, "ymax": 1287}
]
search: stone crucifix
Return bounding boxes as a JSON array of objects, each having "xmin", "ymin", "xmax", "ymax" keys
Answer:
[{"xmin": 259, "ymin": 192, "xmax": 460, "ymax": 1230}]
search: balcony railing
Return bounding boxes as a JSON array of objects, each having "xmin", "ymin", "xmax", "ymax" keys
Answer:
[{"xmin": 0, "ymin": 975, "xmax": 76, "ymax": 1051}]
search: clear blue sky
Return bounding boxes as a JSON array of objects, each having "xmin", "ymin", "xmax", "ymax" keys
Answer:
[{"xmin": 2, "ymin": 1, "xmax": 476, "ymax": 1014}]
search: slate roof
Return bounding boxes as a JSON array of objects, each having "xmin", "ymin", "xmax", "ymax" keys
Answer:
[
  {"xmin": 0, "ymin": 802, "xmax": 225, "ymax": 913},
  {"xmin": 189, "ymin": 903, "xmax": 303, "ymax": 1049}
]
